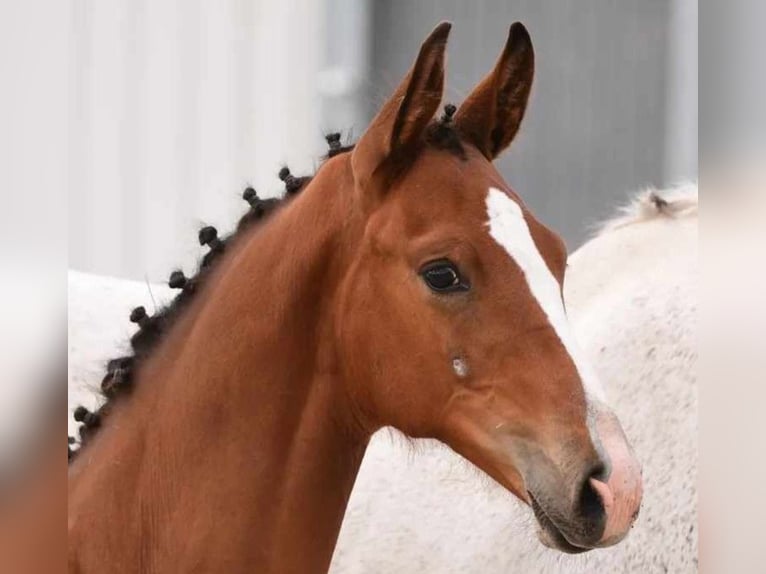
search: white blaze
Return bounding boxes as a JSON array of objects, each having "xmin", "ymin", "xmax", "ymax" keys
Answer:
[{"xmin": 485, "ymin": 187, "xmax": 606, "ymax": 402}]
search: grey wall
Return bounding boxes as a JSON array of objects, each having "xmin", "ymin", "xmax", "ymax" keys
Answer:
[
  {"xmin": 66, "ymin": 1, "xmax": 696, "ymax": 280},
  {"xmin": 367, "ymin": 1, "xmax": 693, "ymax": 248},
  {"xmin": 701, "ymin": 0, "xmax": 764, "ymax": 164}
]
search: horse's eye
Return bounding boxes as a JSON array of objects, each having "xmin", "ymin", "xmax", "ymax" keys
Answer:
[{"xmin": 420, "ymin": 260, "xmax": 469, "ymax": 293}]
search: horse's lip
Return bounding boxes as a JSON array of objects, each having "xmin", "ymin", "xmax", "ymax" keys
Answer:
[{"xmin": 528, "ymin": 492, "xmax": 591, "ymax": 555}]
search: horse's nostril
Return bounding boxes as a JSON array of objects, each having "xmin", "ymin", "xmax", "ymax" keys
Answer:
[{"xmin": 577, "ymin": 463, "xmax": 607, "ymax": 524}]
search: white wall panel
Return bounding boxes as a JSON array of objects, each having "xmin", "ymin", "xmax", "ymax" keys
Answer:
[{"xmin": 69, "ymin": 0, "xmax": 329, "ymax": 281}]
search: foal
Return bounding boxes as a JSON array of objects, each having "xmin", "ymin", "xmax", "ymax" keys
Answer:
[{"xmin": 68, "ymin": 22, "xmax": 642, "ymax": 573}]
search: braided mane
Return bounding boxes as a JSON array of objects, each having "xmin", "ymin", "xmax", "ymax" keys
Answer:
[{"xmin": 69, "ymin": 110, "xmax": 464, "ymax": 462}]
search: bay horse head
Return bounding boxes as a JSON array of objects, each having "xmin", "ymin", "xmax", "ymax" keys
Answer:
[
  {"xmin": 329, "ymin": 22, "xmax": 642, "ymax": 552},
  {"xmin": 67, "ymin": 21, "xmax": 643, "ymax": 570}
]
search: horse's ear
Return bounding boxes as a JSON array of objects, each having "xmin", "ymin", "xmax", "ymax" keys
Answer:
[
  {"xmin": 351, "ymin": 22, "xmax": 450, "ymax": 190},
  {"xmin": 455, "ymin": 22, "xmax": 534, "ymax": 160}
]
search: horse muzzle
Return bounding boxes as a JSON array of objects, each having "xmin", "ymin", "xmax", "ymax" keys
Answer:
[{"xmin": 526, "ymin": 409, "xmax": 643, "ymax": 553}]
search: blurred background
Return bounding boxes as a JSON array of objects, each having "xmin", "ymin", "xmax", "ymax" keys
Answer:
[{"xmin": 67, "ymin": 0, "xmax": 698, "ymax": 282}]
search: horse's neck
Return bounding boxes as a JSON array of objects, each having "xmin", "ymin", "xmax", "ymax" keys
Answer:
[{"xmin": 69, "ymin": 163, "xmax": 369, "ymax": 574}]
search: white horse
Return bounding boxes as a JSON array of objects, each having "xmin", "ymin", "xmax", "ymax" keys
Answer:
[
  {"xmin": 67, "ymin": 184, "xmax": 698, "ymax": 573},
  {"xmin": 67, "ymin": 272, "xmax": 174, "ymax": 438}
]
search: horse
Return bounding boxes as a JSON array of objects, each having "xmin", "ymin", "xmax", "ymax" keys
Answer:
[
  {"xmin": 62, "ymin": 22, "xmax": 642, "ymax": 573},
  {"xmin": 329, "ymin": 184, "xmax": 698, "ymax": 573},
  {"xmin": 69, "ymin": 184, "xmax": 696, "ymax": 573},
  {"xmin": 66, "ymin": 184, "xmax": 695, "ymax": 574}
]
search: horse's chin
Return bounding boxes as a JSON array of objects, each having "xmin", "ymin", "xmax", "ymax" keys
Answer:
[
  {"xmin": 536, "ymin": 524, "xmax": 591, "ymax": 555},
  {"xmin": 529, "ymin": 493, "xmax": 592, "ymax": 555}
]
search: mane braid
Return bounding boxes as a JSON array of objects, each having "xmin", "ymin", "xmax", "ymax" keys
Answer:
[
  {"xmin": 68, "ymin": 134, "xmax": 358, "ymax": 462},
  {"xmin": 424, "ymin": 103, "xmax": 466, "ymax": 159},
  {"xmin": 325, "ymin": 132, "xmax": 355, "ymax": 158}
]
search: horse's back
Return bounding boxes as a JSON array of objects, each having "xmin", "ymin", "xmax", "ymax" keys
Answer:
[{"xmin": 563, "ymin": 187, "xmax": 698, "ymax": 573}]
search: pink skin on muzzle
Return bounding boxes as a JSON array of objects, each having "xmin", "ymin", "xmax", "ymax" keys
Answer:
[{"xmin": 590, "ymin": 409, "xmax": 643, "ymax": 547}]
